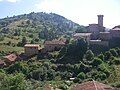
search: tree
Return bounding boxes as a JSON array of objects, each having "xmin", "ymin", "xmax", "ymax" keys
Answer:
[
  {"xmin": 110, "ymin": 49, "xmax": 118, "ymax": 57},
  {"xmin": 0, "ymin": 73, "xmax": 32, "ymax": 90},
  {"xmin": 6, "ymin": 62, "xmax": 29, "ymax": 75},
  {"xmin": 30, "ymin": 40, "xmax": 35, "ymax": 44},
  {"xmin": 104, "ymin": 51, "xmax": 112, "ymax": 61},
  {"xmin": 84, "ymin": 50, "xmax": 94, "ymax": 64},
  {"xmin": 115, "ymin": 47, "xmax": 120, "ymax": 56},
  {"xmin": 112, "ymin": 57, "xmax": 120, "ymax": 65},
  {"xmin": 92, "ymin": 58, "xmax": 102, "ymax": 67},
  {"xmin": 21, "ymin": 37, "xmax": 27, "ymax": 46},
  {"xmin": 28, "ymin": 34, "xmax": 33, "ymax": 38},
  {"xmin": 58, "ymin": 38, "xmax": 88, "ymax": 63},
  {"xmin": 98, "ymin": 53, "xmax": 104, "ymax": 61},
  {"xmin": 47, "ymin": 69, "xmax": 55, "ymax": 80},
  {"xmin": 95, "ymin": 72, "xmax": 107, "ymax": 80},
  {"xmin": 28, "ymin": 67, "xmax": 48, "ymax": 81},
  {"xmin": 77, "ymin": 72, "xmax": 86, "ymax": 80}
]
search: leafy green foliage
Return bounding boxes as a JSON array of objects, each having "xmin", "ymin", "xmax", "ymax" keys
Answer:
[
  {"xmin": 77, "ymin": 72, "xmax": 86, "ymax": 80},
  {"xmin": 57, "ymin": 38, "xmax": 88, "ymax": 63},
  {"xmin": 0, "ymin": 12, "xmax": 82, "ymax": 40},
  {"xmin": 0, "ymin": 73, "xmax": 32, "ymax": 90},
  {"xmin": 6, "ymin": 62, "xmax": 29, "ymax": 75},
  {"xmin": 92, "ymin": 58, "xmax": 102, "ymax": 67}
]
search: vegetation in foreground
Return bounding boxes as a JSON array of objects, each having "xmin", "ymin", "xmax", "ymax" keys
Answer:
[{"xmin": 0, "ymin": 38, "xmax": 120, "ymax": 90}]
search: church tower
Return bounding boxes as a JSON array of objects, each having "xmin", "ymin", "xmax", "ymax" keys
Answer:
[{"xmin": 97, "ymin": 15, "xmax": 104, "ymax": 27}]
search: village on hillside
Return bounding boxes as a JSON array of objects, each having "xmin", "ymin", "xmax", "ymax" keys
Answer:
[
  {"xmin": 0, "ymin": 15, "xmax": 120, "ymax": 90},
  {"xmin": 0, "ymin": 15, "xmax": 120, "ymax": 67}
]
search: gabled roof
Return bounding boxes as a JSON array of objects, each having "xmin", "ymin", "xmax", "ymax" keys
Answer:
[
  {"xmin": 44, "ymin": 40, "xmax": 65, "ymax": 45},
  {"xmin": 4, "ymin": 53, "xmax": 17, "ymax": 62},
  {"xmin": 72, "ymin": 81, "xmax": 115, "ymax": 90}
]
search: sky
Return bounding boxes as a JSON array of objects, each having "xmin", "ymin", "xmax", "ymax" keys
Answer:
[{"xmin": 0, "ymin": 0, "xmax": 120, "ymax": 28}]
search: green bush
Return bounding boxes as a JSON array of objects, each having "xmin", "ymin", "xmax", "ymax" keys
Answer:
[
  {"xmin": 112, "ymin": 57, "xmax": 120, "ymax": 65},
  {"xmin": 92, "ymin": 58, "xmax": 102, "ymax": 67},
  {"xmin": 77, "ymin": 72, "xmax": 86, "ymax": 80},
  {"xmin": 58, "ymin": 84, "xmax": 68, "ymax": 90}
]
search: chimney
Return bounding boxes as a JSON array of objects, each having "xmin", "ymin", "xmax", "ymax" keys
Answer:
[{"xmin": 97, "ymin": 15, "xmax": 104, "ymax": 27}]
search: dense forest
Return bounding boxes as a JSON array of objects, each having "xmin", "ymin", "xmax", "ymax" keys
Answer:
[{"xmin": 0, "ymin": 38, "xmax": 120, "ymax": 89}]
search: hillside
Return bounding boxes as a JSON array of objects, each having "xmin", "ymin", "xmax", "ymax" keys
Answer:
[{"xmin": 0, "ymin": 12, "xmax": 81, "ymax": 40}]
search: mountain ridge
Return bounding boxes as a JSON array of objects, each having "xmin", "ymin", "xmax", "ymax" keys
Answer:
[{"xmin": 0, "ymin": 12, "xmax": 83, "ymax": 40}]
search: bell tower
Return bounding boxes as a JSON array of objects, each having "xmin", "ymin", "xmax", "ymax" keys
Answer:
[{"xmin": 97, "ymin": 15, "xmax": 104, "ymax": 27}]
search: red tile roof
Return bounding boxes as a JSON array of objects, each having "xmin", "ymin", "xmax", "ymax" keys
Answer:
[
  {"xmin": 72, "ymin": 81, "xmax": 116, "ymax": 90},
  {"xmin": 44, "ymin": 40, "xmax": 65, "ymax": 45},
  {"xmin": 4, "ymin": 53, "xmax": 17, "ymax": 62}
]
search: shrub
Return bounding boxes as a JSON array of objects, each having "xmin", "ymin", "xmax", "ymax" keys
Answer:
[
  {"xmin": 112, "ymin": 57, "xmax": 120, "ymax": 65},
  {"xmin": 92, "ymin": 58, "xmax": 102, "ymax": 67},
  {"xmin": 77, "ymin": 72, "xmax": 86, "ymax": 80},
  {"xmin": 110, "ymin": 49, "xmax": 118, "ymax": 57},
  {"xmin": 58, "ymin": 84, "xmax": 68, "ymax": 90}
]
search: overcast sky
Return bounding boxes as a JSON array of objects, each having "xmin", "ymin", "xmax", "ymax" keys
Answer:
[{"xmin": 0, "ymin": 0, "xmax": 120, "ymax": 28}]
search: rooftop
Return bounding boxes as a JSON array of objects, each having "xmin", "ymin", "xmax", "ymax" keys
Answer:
[
  {"xmin": 112, "ymin": 27, "xmax": 120, "ymax": 31},
  {"xmin": 4, "ymin": 53, "xmax": 17, "ymax": 62},
  {"xmin": 73, "ymin": 33, "xmax": 92, "ymax": 37},
  {"xmin": 72, "ymin": 81, "xmax": 115, "ymax": 90},
  {"xmin": 90, "ymin": 40, "xmax": 101, "ymax": 42},
  {"xmin": 100, "ymin": 32, "xmax": 110, "ymax": 34},
  {"xmin": 24, "ymin": 44, "xmax": 40, "ymax": 47}
]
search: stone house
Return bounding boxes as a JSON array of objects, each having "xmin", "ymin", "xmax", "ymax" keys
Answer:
[
  {"xmin": 73, "ymin": 33, "xmax": 91, "ymax": 43},
  {"xmin": 99, "ymin": 32, "xmax": 111, "ymax": 41},
  {"xmin": 110, "ymin": 27, "xmax": 120, "ymax": 38},
  {"xmin": 3, "ymin": 53, "xmax": 18, "ymax": 65},
  {"xmin": 89, "ymin": 40, "xmax": 109, "ymax": 46},
  {"xmin": 24, "ymin": 44, "xmax": 40, "ymax": 56},
  {"xmin": 44, "ymin": 40, "xmax": 66, "ymax": 52}
]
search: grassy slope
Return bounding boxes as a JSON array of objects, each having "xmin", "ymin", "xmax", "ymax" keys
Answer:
[{"xmin": 0, "ymin": 45, "xmax": 23, "ymax": 52}]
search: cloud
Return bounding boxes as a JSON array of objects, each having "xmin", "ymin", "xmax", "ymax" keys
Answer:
[
  {"xmin": 6, "ymin": 0, "xmax": 20, "ymax": 3},
  {"xmin": 0, "ymin": 0, "xmax": 20, "ymax": 3}
]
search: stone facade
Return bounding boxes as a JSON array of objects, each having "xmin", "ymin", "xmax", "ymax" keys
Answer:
[
  {"xmin": 110, "ymin": 28, "xmax": 120, "ymax": 38},
  {"xmin": 44, "ymin": 40, "xmax": 65, "ymax": 52},
  {"xmin": 73, "ymin": 33, "xmax": 91, "ymax": 42},
  {"xmin": 98, "ymin": 15, "xmax": 104, "ymax": 27},
  {"xmin": 88, "ymin": 24, "xmax": 100, "ymax": 39},
  {"xmin": 99, "ymin": 32, "xmax": 111, "ymax": 41},
  {"xmin": 87, "ymin": 15, "xmax": 105, "ymax": 40},
  {"xmin": 89, "ymin": 40, "xmax": 109, "ymax": 46},
  {"xmin": 24, "ymin": 44, "xmax": 39, "ymax": 56}
]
